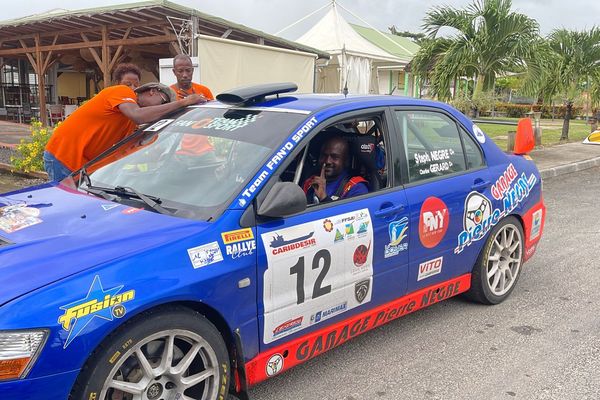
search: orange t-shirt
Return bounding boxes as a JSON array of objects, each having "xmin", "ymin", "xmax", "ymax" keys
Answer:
[
  {"xmin": 170, "ymin": 82, "xmax": 214, "ymax": 101},
  {"xmin": 45, "ymin": 85, "xmax": 138, "ymax": 171},
  {"xmin": 171, "ymin": 82, "xmax": 215, "ymax": 156}
]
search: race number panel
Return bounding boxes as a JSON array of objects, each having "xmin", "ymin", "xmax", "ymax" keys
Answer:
[{"xmin": 261, "ymin": 209, "xmax": 374, "ymax": 344}]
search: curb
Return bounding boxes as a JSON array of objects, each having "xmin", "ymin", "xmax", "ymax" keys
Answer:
[
  {"xmin": 540, "ymin": 156, "xmax": 600, "ymax": 179},
  {"xmin": 0, "ymin": 162, "xmax": 48, "ymax": 180}
]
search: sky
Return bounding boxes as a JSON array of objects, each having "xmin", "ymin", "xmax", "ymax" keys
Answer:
[{"xmin": 4, "ymin": 0, "xmax": 600, "ymax": 40}]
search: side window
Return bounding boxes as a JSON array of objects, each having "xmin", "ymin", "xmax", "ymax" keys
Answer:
[
  {"xmin": 395, "ymin": 110, "xmax": 467, "ymax": 183},
  {"xmin": 286, "ymin": 114, "xmax": 390, "ymax": 206},
  {"xmin": 461, "ymin": 129, "xmax": 485, "ymax": 169}
]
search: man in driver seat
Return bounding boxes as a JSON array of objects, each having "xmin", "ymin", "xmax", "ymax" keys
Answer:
[{"xmin": 302, "ymin": 135, "xmax": 368, "ymax": 204}]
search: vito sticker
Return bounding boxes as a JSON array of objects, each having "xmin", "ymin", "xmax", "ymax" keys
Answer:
[
  {"xmin": 58, "ymin": 275, "xmax": 135, "ymax": 348},
  {"xmin": 261, "ymin": 209, "xmax": 373, "ymax": 344}
]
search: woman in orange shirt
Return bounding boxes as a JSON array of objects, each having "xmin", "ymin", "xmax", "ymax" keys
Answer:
[{"xmin": 43, "ymin": 82, "xmax": 205, "ymax": 182}]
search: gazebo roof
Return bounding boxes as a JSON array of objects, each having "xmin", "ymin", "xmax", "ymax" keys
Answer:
[{"xmin": 0, "ymin": 0, "xmax": 329, "ymax": 59}]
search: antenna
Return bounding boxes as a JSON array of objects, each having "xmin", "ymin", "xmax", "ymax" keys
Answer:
[{"xmin": 343, "ymin": 81, "xmax": 349, "ymax": 97}]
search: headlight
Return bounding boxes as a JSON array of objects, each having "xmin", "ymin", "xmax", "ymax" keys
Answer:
[{"xmin": 0, "ymin": 329, "xmax": 48, "ymax": 381}]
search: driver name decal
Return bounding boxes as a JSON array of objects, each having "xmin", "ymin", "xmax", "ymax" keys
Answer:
[
  {"xmin": 236, "ymin": 116, "xmax": 318, "ymax": 207},
  {"xmin": 261, "ymin": 209, "xmax": 373, "ymax": 344}
]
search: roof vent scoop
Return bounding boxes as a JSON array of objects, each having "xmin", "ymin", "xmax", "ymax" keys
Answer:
[{"xmin": 216, "ymin": 82, "xmax": 298, "ymax": 105}]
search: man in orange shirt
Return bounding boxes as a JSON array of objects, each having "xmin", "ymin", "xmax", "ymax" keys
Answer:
[
  {"xmin": 44, "ymin": 82, "xmax": 205, "ymax": 181},
  {"xmin": 170, "ymin": 54, "xmax": 214, "ymax": 101},
  {"xmin": 170, "ymin": 54, "xmax": 215, "ymax": 158}
]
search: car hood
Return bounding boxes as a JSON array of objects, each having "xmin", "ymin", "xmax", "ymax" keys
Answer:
[{"xmin": 0, "ymin": 183, "xmax": 209, "ymax": 306}]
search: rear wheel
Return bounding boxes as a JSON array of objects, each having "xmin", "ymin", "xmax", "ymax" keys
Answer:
[
  {"xmin": 71, "ymin": 307, "xmax": 230, "ymax": 400},
  {"xmin": 467, "ymin": 216, "xmax": 524, "ymax": 304}
]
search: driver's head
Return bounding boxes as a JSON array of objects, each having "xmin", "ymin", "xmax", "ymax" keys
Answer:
[{"xmin": 318, "ymin": 136, "xmax": 350, "ymax": 181}]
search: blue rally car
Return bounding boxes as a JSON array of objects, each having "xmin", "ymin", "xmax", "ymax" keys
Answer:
[{"xmin": 0, "ymin": 83, "xmax": 545, "ymax": 399}]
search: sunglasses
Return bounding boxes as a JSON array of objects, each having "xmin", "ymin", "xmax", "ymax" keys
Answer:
[{"xmin": 156, "ymin": 90, "xmax": 169, "ymax": 104}]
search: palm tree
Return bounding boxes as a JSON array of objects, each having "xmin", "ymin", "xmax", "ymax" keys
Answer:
[
  {"xmin": 523, "ymin": 28, "xmax": 600, "ymax": 140},
  {"xmin": 411, "ymin": 0, "xmax": 540, "ymax": 101}
]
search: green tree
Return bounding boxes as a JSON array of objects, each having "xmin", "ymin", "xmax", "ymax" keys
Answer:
[
  {"xmin": 411, "ymin": 0, "xmax": 540, "ymax": 101},
  {"xmin": 388, "ymin": 25, "xmax": 426, "ymax": 45},
  {"xmin": 523, "ymin": 28, "xmax": 600, "ymax": 140}
]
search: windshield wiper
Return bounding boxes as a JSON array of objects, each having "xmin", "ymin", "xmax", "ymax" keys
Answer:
[{"xmin": 111, "ymin": 186, "xmax": 173, "ymax": 215}]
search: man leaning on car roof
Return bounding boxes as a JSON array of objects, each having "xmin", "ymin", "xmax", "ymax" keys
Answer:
[{"xmin": 43, "ymin": 81, "xmax": 206, "ymax": 182}]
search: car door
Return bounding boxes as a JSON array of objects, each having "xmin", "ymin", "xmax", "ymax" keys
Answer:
[
  {"xmin": 391, "ymin": 108, "xmax": 491, "ymax": 292},
  {"xmin": 255, "ymin": 109, "xmax": 411, "ymax": 350}
]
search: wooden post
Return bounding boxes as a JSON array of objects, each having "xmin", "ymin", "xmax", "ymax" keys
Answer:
[
  {"xmin": 35, "ymin": 34, "xmax": 48, "ymax": 126},
  {"xmin": 101, "ymin": 26, "xmax": 110, "ymax": 87}
]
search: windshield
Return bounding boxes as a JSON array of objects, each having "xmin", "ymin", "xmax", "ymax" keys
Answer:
[{"xmin": 82, "ymin": 106, "xmax": 306, "ymax": 220}]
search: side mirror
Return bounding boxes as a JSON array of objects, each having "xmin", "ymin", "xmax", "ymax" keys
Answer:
[
  {"xmin": 257, "ymin": 182, "xmax": 307, "ymax": 218},
  {"xmin": 514, "ymin": 118, "xmax": 535, "ymax": 154}
]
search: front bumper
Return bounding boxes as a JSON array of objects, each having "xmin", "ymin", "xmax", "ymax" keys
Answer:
[{"xmin": 0, "ymin": 368, "xmax": 79, "ymax": 400}]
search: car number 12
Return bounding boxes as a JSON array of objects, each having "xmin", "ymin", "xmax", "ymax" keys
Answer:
[{"xmin": 261, "ymin": 209, "xmax": 374, "ymax": 344}]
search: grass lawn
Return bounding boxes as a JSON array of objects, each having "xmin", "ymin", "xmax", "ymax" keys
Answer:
[{"xmin": 476, "ymin": 117, "xmax": 593, "ymax": 150}]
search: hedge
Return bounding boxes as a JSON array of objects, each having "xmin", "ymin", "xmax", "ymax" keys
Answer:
[{"xmin": 492, "ymin": 103, "xmax": 584, "ymax": 119}]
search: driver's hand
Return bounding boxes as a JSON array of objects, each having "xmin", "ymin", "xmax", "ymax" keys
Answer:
[{"xmin": 310, "ymin": 164, "xmax": 327, "ymax": 201}]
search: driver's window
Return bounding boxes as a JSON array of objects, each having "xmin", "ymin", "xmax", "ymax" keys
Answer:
[
  {"xmin": 290, "ymin": 114, "xmax": 389, "ymax": 206},
  {"xmin": 395, "ymin": 110, "xmax": 466, "ymax": 183}
]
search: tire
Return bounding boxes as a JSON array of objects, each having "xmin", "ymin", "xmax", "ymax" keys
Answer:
[
  {"xmin": 467, "ymin": 216, "xmax": 524, "ymax": 305},
  {"xmin": 70, "ymin": 307, "xmax": 230, "ymax": 400}
]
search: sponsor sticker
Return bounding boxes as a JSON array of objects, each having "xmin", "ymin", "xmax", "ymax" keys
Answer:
[
  {"xmin": 455, "ymin": 172, "xmax": 538, "ymax": 254},
  {"xmin": 261, "ymin": 209, "xmax": 373, "ymax": 344},
  {"xmin": 269, "ymin": 230, "xmax": 316, "ymax": 256},
  {"xmin": 491, "ymin": 164, "xmax": 518, "ymax": 200},
  {"xmin": 122, "ymin": 207, "xmax": 142, "ymax": 215},
  {"xmin": 187, "ymin": 242, "xmax": 224, "ymax": 269},
  {"xmin": 384, "ymin": 217, "xmax": 409, "ymax": 258},
  {"xmin": 221, "ymin": 228, "xmax": 254, "ymax": 244},
  {"xmin": 530, "ymin": 209, "xmax": 543, "ymax": 240},
  {"xmin": 266, "ymin": 354, "xmax": 284, "ymax": 377},
  {"xmin": 418, "ymin": 256, "xmax": 443, "ymax": 281},
  {"xmin": 310, "ymin": 302, "xmax": 348, "ymax": 325},
  {"xmin": 419, "ymin": 197, "xmax": 449, "ymax": 248},
  {"xmin": 0, "ymin": 204, "xmax": 42, "ymax": 233},
  {"xmin": 273, "ymin": 317, "xmax": 303, "ymax": 338},
  {"xmin": 334, "ymin": 229, "xmax": 344, "ymax": 243},
  {"xmin": 355, "ymin": 279, "xmax": 371, "ymax": 304},
  {"xmin": 473, "ymin": 124, "xmax": 486, "ymax": 144},
  {"xmin": 144, "ymin": 119, "xmax": 174, "ymax": 132},
  {"xmin": 58, "ymin": 275, "xmax": 135, "ymax": 348},
  {"xmin": 225, "ymin": 240, "xmax": 256, "ymax": 259}
]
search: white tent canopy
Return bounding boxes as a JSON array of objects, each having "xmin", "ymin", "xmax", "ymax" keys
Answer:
[{"xmin": 294, "ymin": 2, "xmax": 406, "ymax": 95}]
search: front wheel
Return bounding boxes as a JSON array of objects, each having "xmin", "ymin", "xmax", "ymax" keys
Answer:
[
  {"xmin": 467, "ymin": 216, "xmax": 524, "ymax": 305},
  {"xmin": 70, "ymin": 307, "xmax": 230, "ymax": 400}
]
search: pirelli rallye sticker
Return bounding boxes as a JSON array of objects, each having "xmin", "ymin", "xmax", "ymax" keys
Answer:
[{"xmin": 261, "ymin": 209, "xmax": 373, "ymax": 344}]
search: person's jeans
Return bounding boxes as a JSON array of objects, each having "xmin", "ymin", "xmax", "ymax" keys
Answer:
[{"xmin": 43, "ymin": 150, "xmax": 72, "ymax": 182}]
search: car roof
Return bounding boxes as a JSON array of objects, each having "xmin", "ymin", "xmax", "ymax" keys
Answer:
[{"xmin": 217, "ymin": 93, "xmax": 461, "ymax": 115}]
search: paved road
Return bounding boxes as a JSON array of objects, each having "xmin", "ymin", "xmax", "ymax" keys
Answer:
[{"xmin": 249, "ymin": 167, "xmax": 600, "ymax": 400}]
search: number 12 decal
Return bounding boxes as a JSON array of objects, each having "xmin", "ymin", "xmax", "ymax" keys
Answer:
[
  {"xmin": 261, "ymin": 209, "xmax": 374, "ymax": 344},
  {"xmin": 290, "ymin": 249, "xmax": 332, "ymax": 304}
]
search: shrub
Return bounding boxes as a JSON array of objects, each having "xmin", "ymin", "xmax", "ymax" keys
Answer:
[
  {"xmin": 493, "ymin": 103, "xmax": 584, "ymax": 118},
  {"xmin": 11, "ymin": 119, "xmax": 54, "ymax": 173}
]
